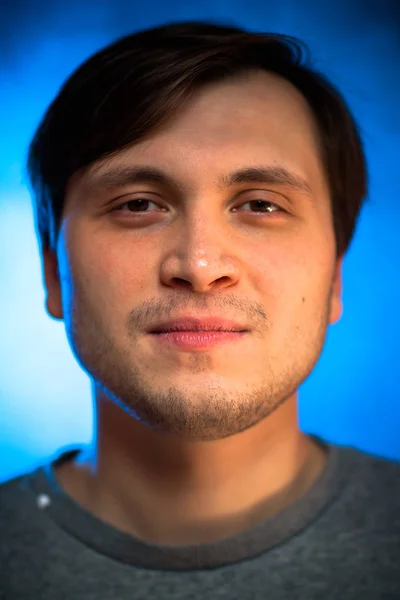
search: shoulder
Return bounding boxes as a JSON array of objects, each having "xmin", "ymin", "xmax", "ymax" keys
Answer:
[
  {"xmin": 335, "ymin": 443, "xmax": 400, "ymax": 530},
  {"xmin": 349, "ymin": 445, "xmax": 400, "ymax": 489},
  {"xmin": 0, "ymin": 471, "xmax": 34, "ymax": 514},
  {"xmin": 0, "ymin": 468, "xmax": 48, "ymax": 550}
]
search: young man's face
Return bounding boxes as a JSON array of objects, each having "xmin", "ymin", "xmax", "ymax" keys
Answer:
[{"xmin": 44, "ymin": 70, "xmax": 342, "ymax": 441}]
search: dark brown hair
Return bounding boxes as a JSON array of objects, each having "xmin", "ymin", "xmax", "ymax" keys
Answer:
[{"xmin": 27, "ymin": 20, "xmax": 368, "ymax": 258}]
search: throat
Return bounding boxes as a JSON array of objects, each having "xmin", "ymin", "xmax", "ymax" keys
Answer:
[{"xmin": 52, "ymin": 437, "xmax": 328, "ymax": 546}]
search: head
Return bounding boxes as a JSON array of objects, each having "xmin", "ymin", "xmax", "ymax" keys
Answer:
[{"xmin": 28, "ymin": 21, "xmax": 368, "ymax": 442}]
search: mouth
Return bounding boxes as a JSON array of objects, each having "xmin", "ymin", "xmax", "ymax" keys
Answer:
[
  {"xmin": 149, "ymin": 317, "xmax": 248, "ymax": 334},
  {"xmin": 148, "ymin": 329, "xmax": 248, "ymax": 351}
]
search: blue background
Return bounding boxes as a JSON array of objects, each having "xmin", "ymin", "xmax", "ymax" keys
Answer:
[{"xmin": 1, "ymin": 0, "xmax": 399, "ymax": 482}]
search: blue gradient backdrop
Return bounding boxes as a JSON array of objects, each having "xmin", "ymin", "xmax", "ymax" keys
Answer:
[{"xmin": 1, "ymin": 0, "xmax": 399, "ymax": 482}]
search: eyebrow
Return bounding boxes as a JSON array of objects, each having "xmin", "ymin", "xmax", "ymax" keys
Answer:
[{"xmin": 85, "ymin": 164, "xmax": 314, "ymax": 198}]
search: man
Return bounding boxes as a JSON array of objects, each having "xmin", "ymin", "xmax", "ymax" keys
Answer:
[{"xmin": 1, "ymin": 20, "xmax": 399, "ymax": 599}]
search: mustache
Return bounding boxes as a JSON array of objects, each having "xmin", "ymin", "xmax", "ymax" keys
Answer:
[{"xmin": 126, "ymin": 293, "xmax": 268, "ymax": 332}]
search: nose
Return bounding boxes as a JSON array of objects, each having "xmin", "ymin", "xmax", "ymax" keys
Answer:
[{"xmin": 159, "ymin": 214, "xmax": 240, "ymax": 293}]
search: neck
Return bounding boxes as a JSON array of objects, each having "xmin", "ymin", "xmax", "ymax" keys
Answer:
[{"xmin": 55, "ymin": 394, "xmax": 328, "ymax": 546}]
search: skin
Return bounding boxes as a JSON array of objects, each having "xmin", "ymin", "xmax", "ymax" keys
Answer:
[{"xmin": 43, "ymin": 69, "xmax": 343, "ymax": 546}]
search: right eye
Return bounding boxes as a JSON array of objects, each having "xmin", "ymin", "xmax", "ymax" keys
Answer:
[{"xmin": 111, "ymin": 198, "xmax": 163, "ymax": 213}]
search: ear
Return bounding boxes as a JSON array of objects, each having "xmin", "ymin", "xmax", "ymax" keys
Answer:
[
  {"xmin": 42, "ymin": 245, "xmax": 63, "ymax": 320},
  {"xmin": 329, "ymin": 255, "xmax": 344, "ymax": 325}
]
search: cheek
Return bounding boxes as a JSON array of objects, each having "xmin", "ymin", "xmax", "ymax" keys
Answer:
[
  {"xmin": 74, "ymin": 235, "xmax": 155, "ymax": 309},
  {"xmin": 253, "ymin": 240, "xmax": 309, "ymax": 294},
  {"xmin": 256, "ymin": 241, "xmax": 333, "ymax": 323}
]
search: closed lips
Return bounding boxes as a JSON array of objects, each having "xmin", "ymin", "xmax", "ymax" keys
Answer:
[{"xmin": 149, "ymin": 318, "xmax": 248, "ymax": 333}]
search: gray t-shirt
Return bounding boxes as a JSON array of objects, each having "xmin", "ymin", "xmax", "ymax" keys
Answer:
[{"xmin": 1, "ymin": 435, "xmax": 400, "ymax": 599}]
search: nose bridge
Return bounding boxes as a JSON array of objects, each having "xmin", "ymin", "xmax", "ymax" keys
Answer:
[
  {"xmin": 182, "ymin": 201, "xmax": 224, "ymax": 258},
  {"xmin": 160, "ymin": 198, "xmax": 240, "ymax": 291}
]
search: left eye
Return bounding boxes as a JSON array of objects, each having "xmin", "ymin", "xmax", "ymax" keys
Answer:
[
  {"xmin": 112, "ymin": 198, "xmax": 284, "ymax": 214},
  {"xmin": 234, "ymin": 199, "xmax": 283, "ymax": 213}
]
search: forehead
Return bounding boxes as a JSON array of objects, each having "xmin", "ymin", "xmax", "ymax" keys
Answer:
[
  {"xmin": 135, "ymin": 71, "xmax": 320, "ymax": 160},
  {"xmin": 75, "ymin": 70, "xmax": 328, "ymax": 201}
]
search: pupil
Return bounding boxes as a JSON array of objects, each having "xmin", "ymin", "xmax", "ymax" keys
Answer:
[
  {"xmin": 130, "ymin": 199, "xmax": 148, "ymax": 211},
  {"xmin": 252, "ymin": 200, "xmax": 268, "ymax": 211}
]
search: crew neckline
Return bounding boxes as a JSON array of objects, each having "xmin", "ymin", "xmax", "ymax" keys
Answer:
[{"xmin": 26, "ymin": 435, "xmax": 352, "ymax": 571}]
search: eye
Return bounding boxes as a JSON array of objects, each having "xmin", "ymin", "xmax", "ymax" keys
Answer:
[
  {"xmin": 233, "ymin": 199, "xmax": 285, "ymax": 214},
  {"xmin": 112, "ymin": 198, "xmax": 161, "ymax": 213},
  {"xmin": 111, "ymin": 197, "xmax": 285, "ymax": 216}
]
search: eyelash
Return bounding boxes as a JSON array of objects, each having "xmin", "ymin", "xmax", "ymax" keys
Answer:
[{"xmin": 111, "ymin": 198, "xmax": 285, "ymax": 216}]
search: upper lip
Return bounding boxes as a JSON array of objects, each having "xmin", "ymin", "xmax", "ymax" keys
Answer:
[{"xmin": 148, "ymin": 317, "xmax": 248, "ymax": 333}]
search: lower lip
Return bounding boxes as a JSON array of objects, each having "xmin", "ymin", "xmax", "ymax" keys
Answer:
[{"xmin": 149, "ymin": 331, "xmax": 247, "ymax": 350}]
